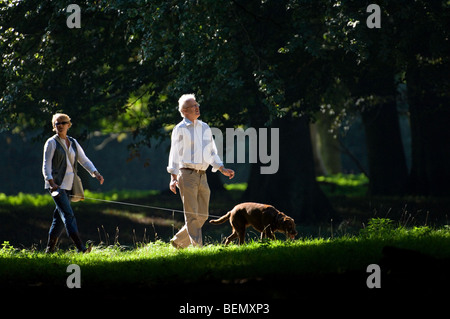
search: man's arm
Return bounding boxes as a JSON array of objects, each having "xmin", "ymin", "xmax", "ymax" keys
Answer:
[
  {"xmin": 168, "ymin": 126, "xmax": 181, "ymax": 194},
  {"xmin": 167, "ymin": 126, "xmax": 180, "ymax": 176}
]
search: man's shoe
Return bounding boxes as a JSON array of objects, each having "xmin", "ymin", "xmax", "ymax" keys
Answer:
[{"xmin": 170, "ymin": 240, "xmax": 182, "ymax": 249}]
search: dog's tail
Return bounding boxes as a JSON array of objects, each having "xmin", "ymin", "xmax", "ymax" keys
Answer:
[{"xmin": 209, "ymin": 211, "xmax": 231, "ymax": 225}]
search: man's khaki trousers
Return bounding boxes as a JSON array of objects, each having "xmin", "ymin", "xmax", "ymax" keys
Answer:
[{"xmin": 172, "ymin": 169, "xmax": 210, "ymax": 247}]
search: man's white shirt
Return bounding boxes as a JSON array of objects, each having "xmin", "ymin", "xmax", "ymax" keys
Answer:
[{"xmin": 167, "ymin": 118, "xmax": 223, "ymax": 175}]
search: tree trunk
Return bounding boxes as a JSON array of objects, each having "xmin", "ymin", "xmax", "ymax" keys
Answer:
[
  {"xmin": 351, "ymin": 60, "xmax": 408, "ymax": 196},
  {"xmin": 360, "ymin": 103, "xmax": 408, "ymax": 196},
  {"xmin": 310, "ymin": 123, "xmax": 328, "ymax": 176},
  {"xmin": 311, "ymin": 113, "xmax": 342, "ymax": 175},
  {"xmin": 244, "ymin": 115, "xmax": 338, "ymax": 224},
  {"xmin": 407, "ymin": 62, "xmax": 450, "ymax": 196}
]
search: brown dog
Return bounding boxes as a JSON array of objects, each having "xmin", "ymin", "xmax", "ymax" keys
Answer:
[{"xmin": 209, "ymin": 202, "xmax": 298, "ymax": 245}]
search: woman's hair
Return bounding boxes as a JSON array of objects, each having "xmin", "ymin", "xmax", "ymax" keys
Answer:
[
  {"xmin": 178, "ymin": 93, "xmax": 196, "ymax": 117},
  {"xmin": 51, "ymin": 113, "xmax": 72, "ymax": 132}
]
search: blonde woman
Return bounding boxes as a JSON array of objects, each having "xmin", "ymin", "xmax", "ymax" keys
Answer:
[{"xmin": 42, "ymin": 113, "xmax": 104, "ymax": 253}]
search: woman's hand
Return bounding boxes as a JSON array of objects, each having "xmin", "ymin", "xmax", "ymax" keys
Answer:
[
  {"xmin": 49, "ymin": 179, "xmax": 59, "ymax": 192},
  {"xmin": 94, "ymin": 171, "xmax": 104, "ymax": 185}
]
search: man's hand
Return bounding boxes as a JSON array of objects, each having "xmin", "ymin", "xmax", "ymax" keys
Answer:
[
  {"xmin": 170, "ymin": 175, "xmax": 179, "ymax": 194},
  {"xmin": 220, "ymin": 167, "xmax": 235, "ymax": 180}
]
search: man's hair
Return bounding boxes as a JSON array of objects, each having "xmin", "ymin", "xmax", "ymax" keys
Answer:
[{"xmin": 178, "ymin": 93, "xmax": 196, "ymax": 117}]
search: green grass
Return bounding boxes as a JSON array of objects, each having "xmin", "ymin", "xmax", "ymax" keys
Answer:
[
  {"xmin": 1, "ymin": 177, "xmax": 449, "ymax": 296},
  {"xmin": 1, "ymin": 222, "xmax": 450, "ymax": 289},
  {"xmin": 0, "ymin": 174, "xmax": 367, "ymax": 207},
  {"xmin": 316, "ymin": 173, "xmax": 369, "ymax": 187},
  {"xmin": 0, "ymin": 189, "xmax": 160, "ymax": 207},
  {"xmin": 317, "ymin": 173, "xmax": 369, "ymax": 197},
  {"xmin": 223, "ymin": 182, "xmax": 248, "ymax": 192}
]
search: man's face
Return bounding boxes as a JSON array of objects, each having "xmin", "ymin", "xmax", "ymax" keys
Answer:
[{"xmin": 182, "ymin": 99, "xmax": 200, "ymax": 121}]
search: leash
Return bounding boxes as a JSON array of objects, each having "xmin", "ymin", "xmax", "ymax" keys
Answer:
[{"xmin": 69, "ymin": 195, "xmax": 223, "ymax": 219}]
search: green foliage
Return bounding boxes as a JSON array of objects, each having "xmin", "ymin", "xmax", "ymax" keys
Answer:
[
  {"xmin": 408, "ymin": 226, "xmax": 432, "ymax": 237},
  {"xmin": 360, "ymin": 218, "xmax": 395, "ymax": 238},
  {"xmin": 1, "ymin": 241, "xmax": 16, "ymax": 254},
  {"xmin": 1, "ymin": 0, "xmax": 448, "ymax": 138},
  {"xmin": 360, "ymin": 218, "xmax": 440, "ymax": 240},
  {"xmin": 360, "ymin": 218, "xmax": 434, "ymax": 240},
  {"xmin": 5, "ymin": 0, "xmax": 446, "ymax": 136},
  {"xmin": 0, "ymin": 0, "xmax": 264, "ymax": 138}
]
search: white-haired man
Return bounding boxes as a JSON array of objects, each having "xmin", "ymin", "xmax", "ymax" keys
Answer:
[{"xmin": 167, "ymin": 94, "xmax": 235, "ymax": 248}]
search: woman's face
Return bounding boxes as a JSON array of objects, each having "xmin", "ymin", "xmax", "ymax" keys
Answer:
[{"xmin": 53, "ymin": 116, "xmax": 71, "ymax": 134}]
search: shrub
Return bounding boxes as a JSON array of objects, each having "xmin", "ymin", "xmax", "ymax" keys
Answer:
[{"xmin": 360, "ymin": 218, "xmax": 395, "ymax": 238}]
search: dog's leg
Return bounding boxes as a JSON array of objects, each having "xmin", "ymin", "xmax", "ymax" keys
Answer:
[
  {"xmin": 233, "ymin": 225, "xmax": 246, "ymax": 245},
  {"xmin": 225, "ymin": 231, "xmax": 238, "ymax": 245},
  {"xmin": 261, "ymin": 225, "xmax": 271, "ymax": 239},
  {"xmin": 261, "ymin": 225, "xmax": 276, "ymax": 240},
  {"xmin": 238, "ymin": 231, "xmax": 245, "ymax": 245}
]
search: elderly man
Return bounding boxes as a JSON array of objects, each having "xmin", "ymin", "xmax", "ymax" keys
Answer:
[{"xmin": 167, "ymin": 94, "xmax": 235, "ymax": 248}]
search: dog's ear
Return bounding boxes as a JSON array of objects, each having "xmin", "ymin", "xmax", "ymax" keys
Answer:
[
  {"xmin": 275, "ymin": 213, "xmax": 285, "ymax": 223},
  {"xmin": 281, "ymin": 216, "xmax": 295, "ymax": 228},
  {"xmin": 276, "ymin": 214, "xmax": 289, "ymax": 228}
]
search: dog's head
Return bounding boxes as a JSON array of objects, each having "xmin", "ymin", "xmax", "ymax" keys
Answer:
[{"xmin": 277, "ymin": 214, "xmax": 298, "ymax": 239}]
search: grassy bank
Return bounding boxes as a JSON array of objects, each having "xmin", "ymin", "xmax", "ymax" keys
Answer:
[
  {"xmin": 1, "ymin": 221, "xmax": 450, "ymax": 291},
  {"xmin": 1, "ymin": 176, "xmax": 449, "ymax": 312}
]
